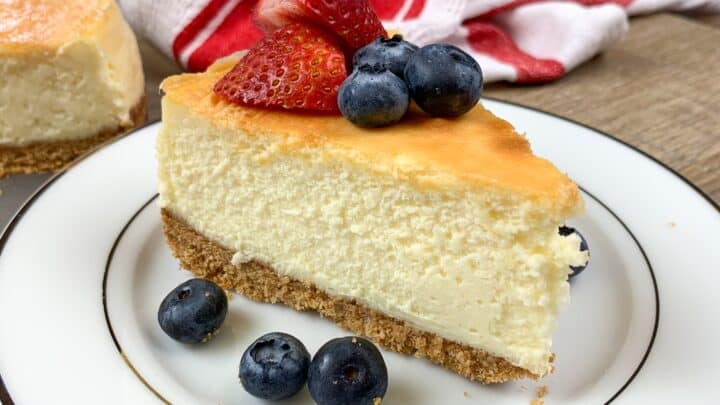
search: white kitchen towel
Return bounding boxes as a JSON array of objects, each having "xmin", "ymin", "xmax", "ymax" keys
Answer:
[{"xmin": 119, "ymin": 0, "xmax": 720, "ymax": 83}]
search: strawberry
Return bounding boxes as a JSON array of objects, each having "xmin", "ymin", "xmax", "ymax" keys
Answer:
[
  {"xmin": 254, "ymin": 0, "xmax": 386, "ymax": 53},
  {"xmin": 214, "ymin": 23, "xmax": 347, "ymax": 112}
]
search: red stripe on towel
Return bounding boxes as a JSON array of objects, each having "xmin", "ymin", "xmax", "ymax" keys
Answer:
[
  {"xmin": 405, "ymin": 0, "xmax": 427, "ymax": 19},
  {"xmin": 465, "ymin": 20, "xmax": 565, "ymax": 83},
  {"xmin": 172, "ymin": 0, "xmax": 229, "ymax": 61},
  {"xmin": 186, "ymin": 0, "xmax": 264, "ymax": 72}
]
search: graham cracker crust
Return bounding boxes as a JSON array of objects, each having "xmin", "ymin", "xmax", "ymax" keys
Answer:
[
  {"xmin": 161, "ymin": 209, "xmax": 539, "ymax": 384},
  {"xmin": 0, "ymin": 96, "xmax": 147, "ymax": 178}
]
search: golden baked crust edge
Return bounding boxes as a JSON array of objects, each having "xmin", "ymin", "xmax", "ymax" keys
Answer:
[{"xmin": 161, "ymin": 208, "xmax": 543, "ymax": 384}]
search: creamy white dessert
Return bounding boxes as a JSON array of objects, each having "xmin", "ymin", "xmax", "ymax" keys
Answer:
[
  {"xmin": 0, "ymin": 0, "xmax": 145, "ymax": 175},
  {"xmin": 157, "ymin": 59, "xmax": 587, "ymax": 382}
]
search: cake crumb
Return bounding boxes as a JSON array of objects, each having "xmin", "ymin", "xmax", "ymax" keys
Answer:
[
  {"xmin": 520, "ymin": 385, "xmax": 528, "ymax": 391},
  {"xmin": 231, "ymin": 251, "xmax": 252, "ymax": 266},
  {"xmin": 529, "ymin": 385, "xmax": 548, "ymax": 405},
  {"xmin": 372, "ymin": 397, "xmax": 382, "ymax": 405},
  {"xmin": 463, "ymin": 391, "xmax": 470, "ymax": 398},
  {"xmin": 668, "ymin": 222, "xmax": 677, "ymax": 229},
  {"xmin": 201, "ymin": 327, "xmax": 222, "ymax": 343}
]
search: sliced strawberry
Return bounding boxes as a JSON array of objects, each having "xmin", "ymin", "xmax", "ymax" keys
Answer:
[
  {"xmin": 254, "ymin": 0, "xmax": 386, "ymax": 53},
  {"xmin": 213, "ymin": 23, "xmax": 347, "ymax": 112}
]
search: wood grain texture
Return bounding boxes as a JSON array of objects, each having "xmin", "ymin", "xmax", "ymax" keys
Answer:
[{"xmin": 139, "ymin": 13, "xmax": 719, "ymax": 204}]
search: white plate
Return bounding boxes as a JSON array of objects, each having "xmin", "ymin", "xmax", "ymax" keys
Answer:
[{"xmin": 0, "ymin": 99, "xmax": 718, "ymax": 404}]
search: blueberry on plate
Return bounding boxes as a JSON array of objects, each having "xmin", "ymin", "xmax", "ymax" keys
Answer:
[
  {"xmin": 157, "ymin": 278, "xmax": 228, "ymax": 344},
  {"xmin": 239, "ymin": 332, "xmax": 311, "ymax": 400},
  {"xmin": 308, "ymin": 336, "xmax": 388, "ymax": 405},
  {"xmin": 353, "ymin": 34, "xmax": 419, "ymax": 79},
  {"xmin": 404, "ymin": 44, "xmax": 483, "ymax": 117},
  {"xmin": 338, "ymin": 63, "xmax": 409, "ymax": 128},
  {"xmin": 559, "ymin": 226, "xmax": 590, "ymax": 278}
]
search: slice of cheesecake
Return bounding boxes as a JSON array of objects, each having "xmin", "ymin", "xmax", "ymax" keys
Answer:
[
  {"xmin": 157, "ymin": 58, "xmax": 587, "ymax": 383},
  {"xmin": 0, "ymin": 0, "xmax": 146, "ymax": 176}
]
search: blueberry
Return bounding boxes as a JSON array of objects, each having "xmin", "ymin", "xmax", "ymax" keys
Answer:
[
  {"xmin": 353, "ymin": 34, "xmax": 419, "ymax": 79},
  {"xmin": 559, "ymin": 226, "xmax": 590, "ymax": 278},
  {"xmin": 239, "ymin": 332, "xmax": 311, "ymax": 400},
  {"xmin": 404, "ymin": 44, "xmax": 483, "ymax": 117},
  {"xmin": 338, "ymin": 64, "xmax": 409, "ymax": 128},
  {"xmin": 308, "ymin": 336, "xmax": 388, "ymax": 405},
  {"xmin": 157, "ymin": 278, "xmax": 228, "ymax": 344}
]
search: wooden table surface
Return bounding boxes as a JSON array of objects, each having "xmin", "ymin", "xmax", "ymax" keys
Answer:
[{"xmin": 139, "ymin": 13, "xmax": 720, "ymax": 204}]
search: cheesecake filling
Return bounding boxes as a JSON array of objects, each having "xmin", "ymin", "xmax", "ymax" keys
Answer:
[
  {"xmin": 0, "ymin": 1, "xmax": 144, "ymax": 146},
  {"xmin": 158, "ymin": 99, "xmax": 587, "ymax": 376}
]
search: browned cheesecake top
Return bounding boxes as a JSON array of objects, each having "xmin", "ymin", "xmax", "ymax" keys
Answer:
[
  {"xmin": 162, "ymin": 58, "xmax": 582, "ymax": 215},
  {"xmin": 0, "ymin": 0, "xmax": 112, "ymax": 52}
]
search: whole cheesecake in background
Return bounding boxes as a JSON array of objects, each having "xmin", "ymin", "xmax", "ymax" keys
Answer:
[
  {"xmin": 157, "ymin": 57, "xmax": 588, "ymax": 383},
  {"xmin": 0, "ymin": 0, "xmax": 145, "ymax": 177}
]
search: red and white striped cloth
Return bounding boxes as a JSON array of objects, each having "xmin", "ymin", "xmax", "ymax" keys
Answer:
[{"xmin": 119, "ymin": 0, "xmax": 720, "ymax": 83}]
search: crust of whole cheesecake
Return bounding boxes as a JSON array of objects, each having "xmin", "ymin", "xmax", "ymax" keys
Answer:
[
  {"xmin": 161, "ymin": 208, "xmax": 542, "ymax": 384},
  {"xmin": 0, "ymin": 96, "xmax": 146, "ymax": 178}
]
